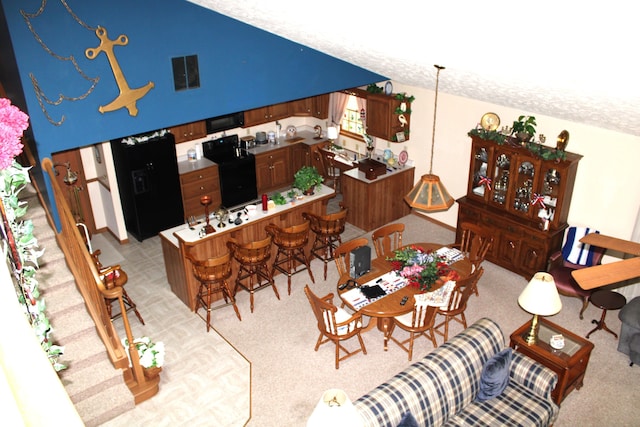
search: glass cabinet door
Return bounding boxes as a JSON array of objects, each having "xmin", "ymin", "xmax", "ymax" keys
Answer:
[
  {"xmin": 489, "ymin": 150, "xmax": 513, "ymax": 208},
  {"xmin": 536, "ymin": 166, "xmax": 561, "ymax": 228},
  {"xmin": 468, "ymin": 143, "xmax": 493, "ymax": 202},
  {"xmin": 509, "ymin": 156, "xmax": 540, "ymax": 218}
]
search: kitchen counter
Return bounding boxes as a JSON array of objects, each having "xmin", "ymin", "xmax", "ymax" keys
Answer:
[
  {"xmin": 244, "ymin": 130, "xmax": 326, "ymax": 156},
  {"xmin": 341, "ymin": 165, "xmax": 415, "ymax": 232},
  {"xmin": 177, "ymin": 157, "xmax": 216, "ymax": 175},
  {"xmin": 159, "ymin": 184, "xmax": 335, "ymax": 310}
]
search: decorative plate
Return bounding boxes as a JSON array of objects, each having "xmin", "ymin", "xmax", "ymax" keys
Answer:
[
  {"xmin": 383, "ymin": 149, "xmax": 393, "ymax": 160},
  {"xmin": 398, "ymin": 150, "xmax": 409, "ymax": 166},
  {"xmin": 385, "ymin": 81, "xmax": 393, "ymax": 95},
  {"xmin": 480, "ymin": 112, "xmax": 500, "ymax": 131}
]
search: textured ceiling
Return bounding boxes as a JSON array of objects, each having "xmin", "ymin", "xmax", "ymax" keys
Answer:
[{"xmin": 188, "ymin": 1, "xmax": 639, "ymax": 137}]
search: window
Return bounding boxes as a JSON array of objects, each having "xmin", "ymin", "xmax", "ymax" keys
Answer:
[{"xmin": 341, "ymin": 95, "xmax": 365, "ymax": 137}]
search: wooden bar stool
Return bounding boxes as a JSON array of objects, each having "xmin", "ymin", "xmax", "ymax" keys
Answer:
[
  {"xmin": 303, "ymin": 207, "xmax": 348, "ymax": 280},
  {"xmin": 92, "ymin": 250, "xmax": 145, "ymax": 325},
  {"xmin": 265, "ymin": 221, "xmax": 315, "ymax": 295},
  {"xmin": 227, "ymin": 236, "xmax": 280, "ymax": 313},
  {"xmin": 186, "ymin": 252, "xmax": 241, "ymax": 332}
]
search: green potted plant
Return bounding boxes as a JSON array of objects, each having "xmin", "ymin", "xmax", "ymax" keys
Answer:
[
  {"xmin": 293, "ymin": 166, "xmax": 324, "ymax": 195},
  {"xmin": 512, "ymin": 115, "xmax": 537, "ymax": 143}
]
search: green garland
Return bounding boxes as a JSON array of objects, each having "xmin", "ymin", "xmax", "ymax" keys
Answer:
[{"xmin": 468, "ymin": 128, "xmax": 566, "ymax": 161}]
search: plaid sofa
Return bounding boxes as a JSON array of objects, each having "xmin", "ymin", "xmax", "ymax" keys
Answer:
[{"xmin": 354, "ymin": 318, "xmax": 559, "ymax": 426}]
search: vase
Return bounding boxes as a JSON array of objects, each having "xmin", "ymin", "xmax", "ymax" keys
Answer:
[
  {"xmin": 303, "ymin": 188, "xmax": 314, "ymax": 196},
  {"xmin": 143, "ymin": 366, "xmax": 162, "ymax": 379}
]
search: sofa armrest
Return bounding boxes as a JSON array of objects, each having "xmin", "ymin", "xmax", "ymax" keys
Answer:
[{"xmin": 509, "ymin": 351, "xmax": 558, "ymax": 399}]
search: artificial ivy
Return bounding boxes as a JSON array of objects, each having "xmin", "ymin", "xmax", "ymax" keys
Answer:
[{"xmin": 468, "ymin": 128, "xmax": 567, "ymax": 161}]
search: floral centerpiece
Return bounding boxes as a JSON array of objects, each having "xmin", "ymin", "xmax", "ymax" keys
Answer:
[
  {"xmin": 123, "ymin": 336, "xmax": 165, "ymax": 374},
  {"xmin": 387, "ymin": 245, "xmax": 458, "ymax": 291}
]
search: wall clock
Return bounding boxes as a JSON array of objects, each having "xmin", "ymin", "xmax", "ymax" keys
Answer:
[{"xmin": 384, "ymin": 81, "xmax": 393, "ymax": 95}]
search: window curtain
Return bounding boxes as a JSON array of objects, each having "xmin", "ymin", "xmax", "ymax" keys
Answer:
[
  {"xmin": 356, "ymin": 96, "xmax": 367, "ymax": 132},
  {"xmin": 328, "ymin": 92, "xmax": 349, "ymax": 128}
]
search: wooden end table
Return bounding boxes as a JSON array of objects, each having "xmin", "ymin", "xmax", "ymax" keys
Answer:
[{"xmin": 509, "ymin": 317, "xmax": 594, "ymax": 405}]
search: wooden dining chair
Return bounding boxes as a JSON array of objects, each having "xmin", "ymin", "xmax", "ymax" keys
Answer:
[
  {"xmin": 388, "ymin": 298, "xmax": 439, "ymax": 361},
  {"xmin": 303, "ymin": 285, "xmax": 367, "ymax": 369},
  {"xmin": 333, "ymin": 238, "xmax": 370, "ymax": 277},
  {"xmin": 371, "ymin": 223, "xmax": 405, "ymax": 258},
  {"xmin": 433, "ymin": 266, "xmax": 484, "ymax": 342},
  {"xmin": 317, "ymin": 149, "xmax": 342, "ymax": 193},
  {"xmin": 451, "ymin": 222, "xmax": 493, "ymax": 295}
]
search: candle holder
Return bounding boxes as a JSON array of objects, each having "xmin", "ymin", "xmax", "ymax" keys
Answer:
[{"xmin": 200, "ymin": 195, "xmax": 215, "ymax": 235}]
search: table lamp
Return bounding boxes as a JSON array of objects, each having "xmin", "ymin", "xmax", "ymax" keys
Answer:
[
  {"xmin": 307, "ymin": 389, "xmax": 362, "ymax": 427},
  {"xmin": 518, "ymin": 272, "xmax": 562, "ymax": 345},
  {"xmin": 327, "ymin": 126, "xmax": 339, "ymax": 144}
]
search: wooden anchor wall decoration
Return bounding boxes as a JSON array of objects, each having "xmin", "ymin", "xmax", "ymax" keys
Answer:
[{"xmin": 85, "ymin": 26, "xmax": 154, "ymax": 116}]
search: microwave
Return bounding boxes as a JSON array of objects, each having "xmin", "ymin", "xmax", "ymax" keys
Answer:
[{"xmin": 205, "ymin": 111, "xmax": 245, "ymax": 135}]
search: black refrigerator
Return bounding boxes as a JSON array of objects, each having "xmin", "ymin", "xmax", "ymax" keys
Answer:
[{"xmin": 111, "ymin": 131, "xmax": 184, "ymax": 241}]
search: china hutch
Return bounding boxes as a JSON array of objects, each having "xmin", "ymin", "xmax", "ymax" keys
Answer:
[{"xmin": 456, "ymin": 134, "xmax": 582, "ymax": 278}]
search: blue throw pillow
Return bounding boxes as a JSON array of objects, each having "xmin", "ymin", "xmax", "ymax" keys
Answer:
[
  {"xmin": 397, "ymin": 412, "xmax": 419, "ymax": 427},
  {"xmin": 476, "ymin": 347, "xmax": 512, "ymax": 401}
]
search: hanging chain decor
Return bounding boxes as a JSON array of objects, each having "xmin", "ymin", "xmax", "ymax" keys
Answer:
[
  {"xmin": 21, "ymin": 0, "xmax": 100, "ymax": 126},
  {"xmin": 21, "ymin": 0, "xmax": 154, "ymax": 124}
]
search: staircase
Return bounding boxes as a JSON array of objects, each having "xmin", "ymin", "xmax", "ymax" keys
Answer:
[{"xmin": 21, "ymin": 184, "xmax": 134, "ymax": 426}]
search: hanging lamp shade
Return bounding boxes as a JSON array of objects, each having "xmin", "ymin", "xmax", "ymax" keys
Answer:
[
  {"xmin": 404, "ymin": 173, "xmax": 454, "ymax": 212},
  {"xmin": 405, "ymin": 64, "xmax": 454, "ymax": 213}
]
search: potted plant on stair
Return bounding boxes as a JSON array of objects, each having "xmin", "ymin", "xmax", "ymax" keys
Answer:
[{"xmin": 293, "ymin": 166, "xmax": 324, "ymax": 195}]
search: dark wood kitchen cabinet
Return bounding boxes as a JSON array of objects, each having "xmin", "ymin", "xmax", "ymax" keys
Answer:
[
  {"xmin": 366, "ymin": 93, "xmax": 411, "ymax": 142},
  {"xmin": 291, "ymin": 143, "xmax": 311, "ymax": 172},
  {"xmin": 312, "ymin": 93, "xmax": 329, "ymax": 119},
  {"xmin": 255, "ymin": 147, "xmax": 290, "ymax": 193},
  {"xmin": 243, "ymin": 102, "xmax": 291, "ymax": 127},
  {"xmin": 169, "ymin": 120, "xmax": 207, "ymax": 144},
  {"xmin": 456, "ymin": 134, "xmax": 582, "ymax": 278},
  {"xmin": 290, "ymin": 94, "xmax": 330, "ymax": 119},
  {"xmin": 180, "ymin": 164, "xmax": 221, "ymax": 220}
]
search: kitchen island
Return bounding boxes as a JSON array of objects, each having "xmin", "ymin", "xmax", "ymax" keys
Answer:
[
  {"xmin": 160, "ymin": 184, "xmax": 335, "ymax": 311},
  {"xmin": 341, "ymin": 165, "xmax": 415, "ymax": 232}
]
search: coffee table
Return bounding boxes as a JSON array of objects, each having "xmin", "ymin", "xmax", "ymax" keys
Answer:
[
  {"xmin": 338, "ymin": 243, "xmax": 472, "ymax": 348},
  {"xmin": 510, "ymin": 317, "xmax": 594, "ymax": 404}
]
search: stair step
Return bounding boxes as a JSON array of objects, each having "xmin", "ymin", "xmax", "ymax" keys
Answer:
[
  {"xmin": 60, "ymin": 357, "xmax": 124, "ymax": 401},
  {"xmin": 40, "ymin": 278, "xmax": 86, "ymax": 315},
  {"xmin": 48, "ymin": 304, "xmax": 97, "ymax": 342},
  {"xmin": 75, "ymin": 383, "xmax": 134, "ymax": 427}
]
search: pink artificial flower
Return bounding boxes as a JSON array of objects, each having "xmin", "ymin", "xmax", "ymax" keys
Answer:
[{"xmin": 0, "ymin": 98, "xmax": 29, "ymax": 170}]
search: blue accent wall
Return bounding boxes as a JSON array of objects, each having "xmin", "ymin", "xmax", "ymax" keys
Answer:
[{"xmin": 1, "ymin": 0, "xmax": 385, "ymax": 159}]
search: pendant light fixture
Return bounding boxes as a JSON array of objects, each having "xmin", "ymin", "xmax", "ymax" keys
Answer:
[{"xmin": 404, "ymin": 64, "xmax": 455, "ymax": 212}]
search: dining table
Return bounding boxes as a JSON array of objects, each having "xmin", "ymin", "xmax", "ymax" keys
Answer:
[{"xmin": 337, "ymin": 243, "xmax": 473, "ymax": 348}]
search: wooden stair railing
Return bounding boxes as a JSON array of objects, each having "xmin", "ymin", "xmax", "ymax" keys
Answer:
[{"xmin": 42, "ymin": 158, "xmax": 159, "ymax": 404}]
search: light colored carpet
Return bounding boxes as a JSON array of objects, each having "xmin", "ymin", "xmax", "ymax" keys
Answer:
[
  {"xmin": 90, "ymin": 233, "xmax": 124, "ymax": 267},
  {"xmin": 98, "ymin": 210, "xmax": 640, "ymax": 426},
  {"xmin": 213, "ymin": 213, "xmax": 640, "ymax": 426}
]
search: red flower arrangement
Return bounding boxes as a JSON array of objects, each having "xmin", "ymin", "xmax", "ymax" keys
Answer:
[
  {"xmin": 0, "ymin": 98, "xmax": 29, "ymax": 170},
  {"xmin": 387, "ymin": 245, "xmax": 459, "ymax": 292}
]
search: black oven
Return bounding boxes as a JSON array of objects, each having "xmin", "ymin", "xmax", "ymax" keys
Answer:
[{"xmin": 202, "ymin": 134, "xmax": 257, "ymax": 208}]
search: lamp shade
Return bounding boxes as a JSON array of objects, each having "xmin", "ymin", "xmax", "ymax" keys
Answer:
[
  {"xmin": 327, "ymin": 126, "xmax": 339, "ymax": 140},
  {"xmin": 404, "ymin": 174, "xmax": 454, "ymax": 212},
  {"xmin": 518, "ymin": 272, "xmax": 562, "ymax": 316},
  {"xmin": 307, "ymin": 389, "xmax": 362, "ymax": 427}
]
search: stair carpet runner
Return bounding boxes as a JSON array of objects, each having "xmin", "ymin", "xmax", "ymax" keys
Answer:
[{"xmin": 21, "ymin": 184, "xmax": 134, "ymax": 426}]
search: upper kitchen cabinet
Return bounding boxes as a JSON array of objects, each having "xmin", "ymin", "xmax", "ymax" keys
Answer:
[
  {"xmin": 243, "ymin": 102, "xmax": 291, "ymax": 127},
  {"xmin": 311, "ymin": 94, "xmax": 329, "ymax": 119},
  {"xmin": 365, "ymin": 93, "xmax": 411, "ymax": 142},
  {"xmin": 169, "ymin": 120, "xmax": 207, "ymax": 144}
]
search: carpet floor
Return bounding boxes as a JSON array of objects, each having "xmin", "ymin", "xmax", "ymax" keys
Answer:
[{"xmin": 98, "ymin": 209, "xmax": 640, "ymax": 426}]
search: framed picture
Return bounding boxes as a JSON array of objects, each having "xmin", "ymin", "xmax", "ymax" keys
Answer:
[{"xmin": 395, "ymin": 132, "xmax": 406, "ymax": 143}]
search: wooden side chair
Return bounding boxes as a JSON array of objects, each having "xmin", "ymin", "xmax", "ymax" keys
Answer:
[
  {"xmin": 433, "ymin": 267, "xmax": 484, "ymax": 342},
  {"xmin": 303, "ymin": 207, "xmax": 348, "ymax": 280},
  {"xmin": 333, "ymin": 237, "xmax": 370, "ymax": 277},
  {"xmin": 186, "ymin": 251, "xmax": 241, "ymax": 332},
  {"xmin": 91, "ymin": 249, "xmax": 145, "ymax": 325},
  {"xmin": 388, "ymin": 299, "xmax": 439, "ymax": 361},
  {"xmin": 265, "ymin": 221, "xmax": 315, "ymax": 295},
  {"xmin": 316, "ymin": 149, "xmax": 341, "ymax": 193},
  {"xmin": 451, "ymin": 222, "xmax": 493, "ymax": 295},
  {"xmin": 371, "ymin": 223, "xmax": 405, "ymax": 258},
  {"xmin": 227, "ymin": 236, "xmax": 280, "ymax": 313},
  {"xmin": 303, "ymin": 285, "xmax": 367, "ymax": 369}
]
